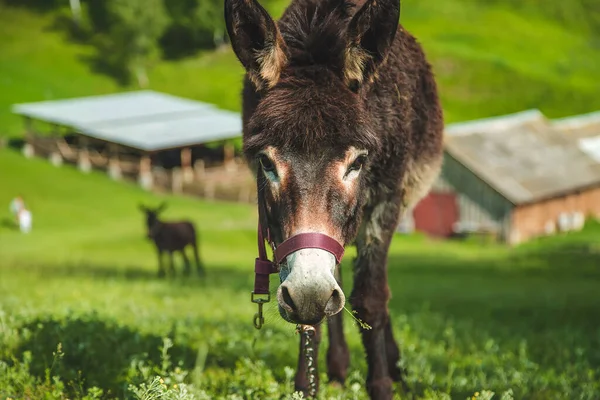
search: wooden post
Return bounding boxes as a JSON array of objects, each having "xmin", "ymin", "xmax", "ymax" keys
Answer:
[
  {"xmin": 138, "ymin": 154, "xmax": 153, "ymax": 190},
  {"xmin": 224, "ymin": 142, "xmax": 235, "ymax": 171},
  {"xmin": 78, "ymin": 136, "xmax": 91, "ymax": 173},
  {"xmin": 108, "ymin": 144, "xmax": 122, "ymax": 180},
  {"xmin": 49, "ymin": 124, "xmax": 62, "ymax": 166},
  {"xmin": 49, "ymin": 152, "xmax": 63, "ymax": 167},
  {"xmin": 181, "ymin": 147, "xmax": 194, "ymax": 184},
  {"xmin": 22, "ymin": 117, "xmax": 34, "ymax": 159},
  {"xmin": 194, "ymin": 159, "xmax": 205, "ymax": 179},
  {"xmin": 171, "ymin": 167, "xmax": 183, "ymax": 194}
]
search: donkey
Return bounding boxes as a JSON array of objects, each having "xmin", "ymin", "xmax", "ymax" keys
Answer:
[
  {"xmin": 225, "ymin": 0, "xmax": 443, "ymax": 398},
  {"xmin": 139, "ymin": 202, "xmax": 204, "ymax": 277}
]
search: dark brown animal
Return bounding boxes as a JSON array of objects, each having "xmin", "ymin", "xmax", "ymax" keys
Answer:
[
  {"xmin": 139, "ymin": 202, "xmax": 204, "ymax": 277},
  {"xmin": 225, "ymin": 0, "xmax": 443, "ymax": 398}
]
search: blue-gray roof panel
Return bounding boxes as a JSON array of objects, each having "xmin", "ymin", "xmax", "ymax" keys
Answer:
[
  {"xmin": 12, "ymin": 90, "xmax": 217, "ymax": 127},
  {"xmin": 82, "ymin": 110, "xmax": 242, "ymax": 151},
  {"xmin": 11, "ymin": 90, "xmax": 242, "ymax": 151}
]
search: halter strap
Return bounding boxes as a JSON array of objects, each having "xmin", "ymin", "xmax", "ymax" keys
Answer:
[
  {"xmin": 253, "ymin": 227, "xmax": 345, "ymax": 296},
  {"xmin": 274, "ymin": 233, "xmax": 345, "ymax": 264},
  {"xmin": 253, "ymin": 222, "xmax": 278, "ymax": 295}
]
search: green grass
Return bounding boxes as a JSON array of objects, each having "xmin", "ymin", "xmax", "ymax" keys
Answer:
[
  {"xmin": 1, "ymin": 1, "xmax": 600, "ymax": 397},
  {"xmin": 1, "ymin": 148, "xmax": 600, "ymax": 399},
  {"xmin": 1, "ymin": 0, "xmax": 600, "ymax": 137}
]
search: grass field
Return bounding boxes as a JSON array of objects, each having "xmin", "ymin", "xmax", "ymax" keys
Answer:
[
  {"xmin": 1, "ymin": 0, "xmax": 600, "ymax": 137},
  {"xmin": 1, "ymin": 1, "xmax": 600, "ymax": 398},
  {"xmin": 1, "ymin": 148, "xmax": 599, "ymax": 399}
]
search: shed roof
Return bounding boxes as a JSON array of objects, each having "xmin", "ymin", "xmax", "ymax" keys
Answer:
[
  {"xmin": 444, "ymin": 110, "xmax": 600, "ymax": 204},
  {"xmin": 82, "ymin": 110, "xmax": 242, "ymax": 151},
  {"xmin": 552, "ymin": 111, "xmax": 600, "ymax": 137},
  {"xmin": 12, "ymin": 90, "xmax": 217, "ymax": 127},
  {"xmin": 11, "ymin": 90, "xmax": 242, "ymax": 152},
  {"xmin": 552, "ymin": 111, "xmax": 600, "ymax": 165}
]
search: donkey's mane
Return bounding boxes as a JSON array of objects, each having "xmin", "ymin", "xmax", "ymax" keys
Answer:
[{"xmin": 278, "ymin": 0, "xmax": 356, "ymax": 72}]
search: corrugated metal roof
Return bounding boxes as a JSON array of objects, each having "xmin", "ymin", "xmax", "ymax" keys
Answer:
[
  {"xmin": 444, "ymin": 110, "xmax": 600, "ymax": 204},
  {"xmin": 552, "ymin": 111, "xmax": 600, "ymax": 146},
  {"xmin": 12, "ymin": 90, "xmax": 217, "ymax": 126},
  {"xmin": 11, "ymin": 90, "xmax": 242, "ymax": 151},
  {"xmin": 552, "ymin": 111, "xmax": 600, "ymax": 131},
  {"xmin": 552, "ymin": 111, "xmax": 600, "ymax": 163},
  {"xmin": 82, "ymin": 110, "xmax": 242, "ymax": 151},
  {"xmin": 445, "ymin": 109, "xmax": 546, "ymax": 136}
]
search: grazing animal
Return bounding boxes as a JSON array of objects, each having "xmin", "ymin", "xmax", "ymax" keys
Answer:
[
  {"xmin": 225, "ymin": 0, "xmax": 443, "ymax": 398},
  {"xmin": 139, "ymin": 202, "xmax": 204, "ymax": 277}
]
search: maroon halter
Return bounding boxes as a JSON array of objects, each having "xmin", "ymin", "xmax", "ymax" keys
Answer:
[{"xmin": 251, "ymin": 222, "xmax": 345, "ymax": 329}]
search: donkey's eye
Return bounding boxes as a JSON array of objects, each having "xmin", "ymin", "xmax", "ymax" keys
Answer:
[
  {"xmin": 259, "ymin": 154, "xmax": 276, "ymax": 173},
  {"xmin": 347, "ymin": 154, "xmax": 367, "ymax": 174}
]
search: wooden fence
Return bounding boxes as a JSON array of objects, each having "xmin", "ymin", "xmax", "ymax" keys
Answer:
[{"xmin": 25, "ymin": 135, "xmax": 257, "ymax": 204}]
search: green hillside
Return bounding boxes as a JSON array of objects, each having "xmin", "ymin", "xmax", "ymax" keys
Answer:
[{"xmin": 1, "ymin": 0, "xmax": 599, "ymax": 138}]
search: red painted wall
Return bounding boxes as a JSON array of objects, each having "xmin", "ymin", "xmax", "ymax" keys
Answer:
[{"xmin": 413, "ymin": 192, "xmax": 459, "ymax": 237}]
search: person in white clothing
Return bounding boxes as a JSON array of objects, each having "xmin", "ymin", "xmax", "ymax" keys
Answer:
[
  {"xmin": 18, "ymin": 208, "xmax": 32, "ymax": 234},
  {"xmin": 9, "ymin": 195, "xmax": 25, "ymax": 224}
]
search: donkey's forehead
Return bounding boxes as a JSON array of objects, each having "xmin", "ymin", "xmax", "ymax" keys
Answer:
[
  {"xmin": 266, "ymin": 145, "xmax": 363, "ymax": 163},
  {"xmin": 245, "ymin": 80, "xmax": 379, "ymax": 154}
]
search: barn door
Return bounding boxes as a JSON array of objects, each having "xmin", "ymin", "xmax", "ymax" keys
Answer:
[{"xmin": 412, "ymin": 192, "xmax": 459, "ymax": 237}]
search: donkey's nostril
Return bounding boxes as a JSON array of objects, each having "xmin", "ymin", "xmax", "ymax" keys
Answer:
[
  {"xmin": 325, "ymin": 288, "xmax": 345, "ymax": 316},
  {"xmin": 280, "ymin": 285, "xmax": 297, "ymax": 313}
]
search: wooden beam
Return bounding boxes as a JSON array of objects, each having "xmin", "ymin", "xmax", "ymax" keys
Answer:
[
  {"xmin": 22, "ymin": 117, "xmax": 34, "ymax": 158},
  {"xmin": 78, "ymin": 136, "xmax": 91, "ymax": 173},
  {"xmin": 224, "ymin": 142, "xmax": 235, "ymax": 171},
  {"xmin": 194, "ymin": 159, "xmax": 205, "ymax": 179},
  {"xmin": 138, "ymin": 153, "xmax": 153, "ymax": 190},
  {"xmin": 108, "ymin": 143, "xmax": 122, "ymax": 180},
  {"xmin": 171, "ymin": 167, "xmax": 183, "ymax": 194},
  {"xmin": 181, "ymin": 147, "xmax": 193, "ymax": 184}
]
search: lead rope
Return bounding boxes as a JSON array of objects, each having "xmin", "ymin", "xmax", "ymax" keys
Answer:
[{"xmin": 298, "ymin": 324, "xmax": 317, "ymax": 398}]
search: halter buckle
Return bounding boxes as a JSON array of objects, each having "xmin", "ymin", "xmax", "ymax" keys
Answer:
[
  {"xmin": 251, "ymin": 292, "xmax": 270, "ymax": 330},
  {"xmin": 251, "ymin": 292, "xmax": 271, "ymax": 304}
]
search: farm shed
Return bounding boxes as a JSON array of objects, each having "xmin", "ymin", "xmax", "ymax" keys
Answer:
[
  {"xmin": 12, "ymin": 91, "xmax": 255, "ymax": 202},
  {"xmin": 411, "ymin": 109, "xmax": 600, "ymax": 244}
]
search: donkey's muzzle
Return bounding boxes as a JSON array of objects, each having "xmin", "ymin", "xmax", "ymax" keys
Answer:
[{"xmin": 276, "ymin": 248, "xmax": 345, "ymax": 325}]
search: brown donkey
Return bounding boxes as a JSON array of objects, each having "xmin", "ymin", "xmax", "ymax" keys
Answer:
[
  {"xmin": 139, "ymin": 202, "xmax": 204, "ymax": 278},
  {"xmin": 225, "ymin": 0, "xmax": 443, "ymax": 398}
]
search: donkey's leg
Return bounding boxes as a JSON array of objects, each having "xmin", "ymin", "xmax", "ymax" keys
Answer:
[
  {"xmin": 168, "ymin": 251, "xmax": 176, "ymax": 276},
  {"xmin": 350, "ymin": 202, "xmax": 402, "ymax": 400},
  {"xmin": 157, "ymin": 249, "xmax": 166, "ymax": 278},
  {"xmin": 384, "ymin": 319, "xmax": 409, "ymax": 392},
  {"xmin": 326, "ymin": 265, "xmax": 350, "ymax": 385},
  {"xmin": 192, "ymin": 243, "xmax": 204, "ymax": 276},
  {"xmin": 295, "ymin": 324, "xmax": 322, "ymax": 398},
  {"xmin": 181, "ymin": 248, "xmax": 192, "ymax": 276}
]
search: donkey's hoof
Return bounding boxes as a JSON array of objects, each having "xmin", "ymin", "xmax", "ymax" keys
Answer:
[{"xmin": 367, "ymin": 377, "xmax": 393, "ymax": 400}]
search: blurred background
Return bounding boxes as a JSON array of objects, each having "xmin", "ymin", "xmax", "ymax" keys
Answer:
[{"xmin": 0, "ymin": 0, "xmax": 599, "ymax": 399}]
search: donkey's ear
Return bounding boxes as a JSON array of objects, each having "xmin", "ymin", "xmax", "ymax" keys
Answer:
[
  {"xmin": 344, "ymin": 0, "xmax": 400, "ymax": 90},
  {"xmin": 157, "ymin": 201, "xmax": 167, "ymax": 213},
  {"xmin": 225, "ymin": 0, "xmax": 287, "ymax": 90}
]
